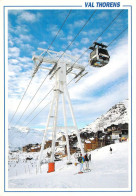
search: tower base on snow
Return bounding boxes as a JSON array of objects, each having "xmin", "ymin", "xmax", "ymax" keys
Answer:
[{"xmin": 47, "ymin": 162, "xmax": 55, "ymax": 173}]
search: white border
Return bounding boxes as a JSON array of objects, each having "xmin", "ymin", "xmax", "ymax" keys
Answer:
[{"xmin": 5, "ymin": 5, "xmax": 131, "ymax": 192}]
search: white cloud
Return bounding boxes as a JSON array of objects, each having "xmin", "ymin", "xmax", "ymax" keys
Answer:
[
  {"xmin": 81, "ymin": 37, "xmax": 90, "ymax": 44},
  {"xmin": 9, "ymin": 24, "xmax": 29, "ymax": 35},
  {"xmin": 48, "ymin": 25, "xmax": 64, "ymax": 37},
  {"xmin": 73, "ymin": 81, "xmax": 128, "ymax": 114},
  {"xmin": 23, "ymin": 44, "xmax": 34, "ymax": 52},
  {"xmin": 19, "ymin": 34, "xmax": 32, "ymax": 42},
  {"xmin": 67, "ymin": 35, "xmax": 73, "ymax": 41},
  {"xmin": 8, "ymin": 39, "xmax": 14, "ymax": 46},
  {"xmin": 8, "ymin": 34, "xmax": 128, "ymax": 129},
  {"xmin": 8, "ymin": 47, "xmax": 20, "ymax": 57},
  {"xmin": 97, "ymin": 11, "xmax": 109, "ymax": 19},
  {"xmin": 18, "ymin": 57, "xmax": 32, "ymax": 63},
  {"xmin": 39, "ymin": 41, "xmax": 47, "ymax": 45},
  {"xmin": 69, "ymin": 36, "xmax": 128, "ymax": 100},
  {"xmin": 68, "ymin": 20, "xmax": 86, "ymax": 29},
  {"xmin": 17, "ymin": 11, "xmax": 42, "ymax": 23},
  {"xmin": 8, "ymin": 59, "xmax": 19, "ymax": 64}
]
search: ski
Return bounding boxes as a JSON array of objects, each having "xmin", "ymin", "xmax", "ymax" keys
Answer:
[{"xmin": 74, "ymin": 169, "xmax": 91, "ymax": 175}]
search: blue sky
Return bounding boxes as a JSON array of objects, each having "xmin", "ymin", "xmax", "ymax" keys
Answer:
[{"xmin": 8, "ymin": 9, "xmax": 128, "ymax": 131}]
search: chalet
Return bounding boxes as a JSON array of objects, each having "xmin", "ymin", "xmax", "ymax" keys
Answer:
[
  {"xmin": 104, "ymin": 123, "xmax": 128, "ymax": 140},
  {"xmin": 44, "ymin": 140, "xmax": 52, "ymax": 149},
  {"xmin": 23, "ymin": 144, "xmax": 33, "ymax": 152},
  {"xmin": 30, "ymin": 145, "xmax": 41, "ymax": 152},
  {"xmin": 95, "ymin": 130, "xmax": 105, "ymax": 138},
  {"xmin": 105, "ymin": 134, "xmax": 114, "ymax": 145},
  {"xmin": 65, "ymin": 144, "xmax": 77, "ymax": 155},
  {"xmin": 69, "ymin": 134, "xmax": 77, "ymax": 147},
  {"xmin": 111, "ymin": 130, "xmax": 121, "ymax": 140},
  {"xmin": 80, "ymin": 131, "xmax": 89, "ymax": 139},
  {"xmin": 118, "ymin": 123, "xmax": 128, "ymax": 138},
  {"xmin": 84, "ymin": 140, "xmax": 91, "ymax": 152},
  {"xmin": 23, "ymin": 143, "xmax": 41, "ymax": 152},
  {"xmin": 105, "ymin": 124, "xmax": 118, "ymax": 132},
  {"xmin": 64, "ymin": 134, "xmax": 78, "ymax": 155},
  {"xmin": 84, "ymin": 137, "xmax": 99, "ymax": 151}
]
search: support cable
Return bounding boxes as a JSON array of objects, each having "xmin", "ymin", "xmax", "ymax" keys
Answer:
[
  {"xmin": 45, "ymin": 10, "xmax": 72, "ymax": 54},
  {"xmin": 69, "ymin": 9, "xmax": 125, "ymax": 70},
  {"xmin": 13, "ymin": 74, "xmax": 49, "ymax": 127},
  {"xmin": 21, "ymin": 87, "xmax": 54, "ymax": 126},
  {"xmin": 107, "ymin": 26, "xmax": 128, "ymax": 47},
  {"xmin": 20, "ymin": 14, "xmax": 126, "ymax": 128},
  {"xmin": 24, "ymin": 11, "xmax": 127, "ymax": 128},
  {"xmin": 57, "ymin": 10, "xmax": 97, "ymax": 62},
  {"xmin": 11, "ymin": 10, "xmax": 72, "ymax": 127},
  {"xmin": 11, "ymin": 10, "xmax": 125, "ymax": 128},
  {"xmin": 12, "ymin": 10, "xmax": 95, "ymax": 127},
  {"xmin": 25, "ymin": 102, "xmax": 51, "ymax": 127},
  {"xmin": 23, "ymin": 78, "xmax": 75, "ymax": 127},
  {"xmin": 32, "ymin": 10, "xmax": 72, "ymax": 78},
  {"xmin": 84, "ymin": 27, "xmax": 128, "ymax": 71},
  {"xmin": 95, "ymin": 9, "xmax": 124, "ymax": 42},
  {"xmin": 8, "ymin": 77, "xmax": 33, "ymax": 127},
  {"xmin": 16, "ymin": 10, "xmax": 95, "ymax": 127}
]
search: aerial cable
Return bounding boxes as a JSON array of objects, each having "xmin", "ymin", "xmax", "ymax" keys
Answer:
[
  {"xmin": 25, "ymin": 102, "xmax": 51, "ymax": 127},
  {"xmin": 21, "ymin": 11, "xmax": 96, "ymax": 127},
  {"xmin": 56, "ymin": 10, "xmax": 96, "ymax": 62},
  {"xmin": 95, "ymin": 9, "xmax": 124, "ymax": 42},
  {"xmin": 46, "ymin": 10, "xmax": 72, "ymax": 53},
  {"xmin": 72, "ymin": 27, "xmax": 128, "ymax": 82},
  {"xmin": 11, "ymin": 10, "xmax": 72, "ymax": 127},
  {"xmin": 24, "ymin": 77, "xmax": 75, "ymax": 127},
  {"xmin": 32, "ymin": 10, "xmax": 72, "ymax": 78},
  {"xmin": 68, "ymin": 9, "xmax": 125, "ymax": 70},
  {"xmin": 8, "ymin": 77, "xmax": 33, "ymax": 127},
  {"xmin": 13, "ymin": 73, "xmax": 49, "ymax": 127},
  {"xmin": 107, "ymin": 26, "xmax": 128, "ymax": 47},
  {"xmin": 22, "ymin": 10, "xmax": 127, "ymax": 128},
  {"xmin": 12, "ymin": 10, "xmax": 124, "ymax": 127},
  {"xmin": 14, "ymin": 87, "xmax": 54, "ymax": 127},
  {"xmin": 24, "ymin": 10, "xmax": 123, "ymax": 127}
]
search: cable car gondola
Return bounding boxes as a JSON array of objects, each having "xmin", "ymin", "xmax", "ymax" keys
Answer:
[{"xmin": 89, "ymin": 42, "xmax": 110, "ymax": 67}]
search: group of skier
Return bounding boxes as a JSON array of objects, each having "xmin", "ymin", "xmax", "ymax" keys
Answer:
[
  {"xmin": 78, "ymin": 153, "xmax": 91, "ymax": 173},
  {"xmin": 77, "ymin": 147, "xmax": 113, "ymax": 173}
]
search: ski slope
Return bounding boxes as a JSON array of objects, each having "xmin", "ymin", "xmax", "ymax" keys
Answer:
[{"xmin": 8, "ymin": 141, "xmax": 129, "ymax": 190}]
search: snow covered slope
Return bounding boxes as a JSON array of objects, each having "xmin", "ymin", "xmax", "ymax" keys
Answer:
[
  {"xmin": 8, "ymin": 127, "xmax": 44, "ymax": 149},
  {"xmin": 81, "ymin": 99, "xmax": 128, "ymax": 133},
  {"xmin": 8, "ymin": 127, "xmax": 66, "ymax": 150},
  {"xmin": 8, "ymin": 99, "xmax": 128, "ymax": 149},
  {"xmin": 8, "ymin": 141, "xmax": 129, "ymax": 189}
]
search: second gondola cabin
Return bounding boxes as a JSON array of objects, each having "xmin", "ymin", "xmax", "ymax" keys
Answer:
[{"xmin": 89, "ymin": 42, "xmax": 110, "ymax": 67}]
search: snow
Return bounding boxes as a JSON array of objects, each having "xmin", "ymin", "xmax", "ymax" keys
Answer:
[
  {"xmin": 8, "ymin": 127, "xmax": 44, "ymax": 149},
  {"xmin": 81, "ymin": 99, "xmax": 128, "ymax": 133},
  {"xmin": 8, "ymin": 141, "xmax": 129, "ymax": 190},
  {"xmin": 85, "ymin": 140, "xmax": 91, "ymax": 143},
  {"xmin": 8, "ymin": 99, "xmax": 128, "ymax": 151}
]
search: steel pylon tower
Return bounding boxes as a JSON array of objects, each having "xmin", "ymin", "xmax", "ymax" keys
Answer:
[{"xmin": 32, "ymin": 48, "xmax": 87, "ymax": 172}]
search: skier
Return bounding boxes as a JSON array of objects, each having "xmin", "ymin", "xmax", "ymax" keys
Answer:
[
  {"xmin": 89, "ymin": 153, "xmax": 91, "ymax": 161},
  {"xmin": 110, "ymin": 147, "xmax": 112, "ymax": 154},
  {"xmin": 89, "ymin": 153, "xmax": 91, "ymax": 169},
  {"xmin": 78, "ymin": 153, "xmax": 84, "ymax": 173},
  {"xmin": 84, "ymin": 153, "xmax": 89, "ymax": 170}
]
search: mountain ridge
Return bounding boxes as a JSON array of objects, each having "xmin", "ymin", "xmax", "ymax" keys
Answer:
[
  {"xmin": 80, "ymin": 99, "xmax": 128, "ymax": 133},
  {"xmin": 8, "ymin": 99, "xmax": 128, "ymax": 149}
]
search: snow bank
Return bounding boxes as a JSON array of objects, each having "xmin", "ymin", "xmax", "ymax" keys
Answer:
[{"xmin": 8, "ymin": 141, "xmax": 129, "ymax": 190}]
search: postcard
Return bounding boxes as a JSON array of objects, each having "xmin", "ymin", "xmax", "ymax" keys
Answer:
[{"xmin": 0, "ymin": 0, "xmax": 136, "ymax": 195}]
